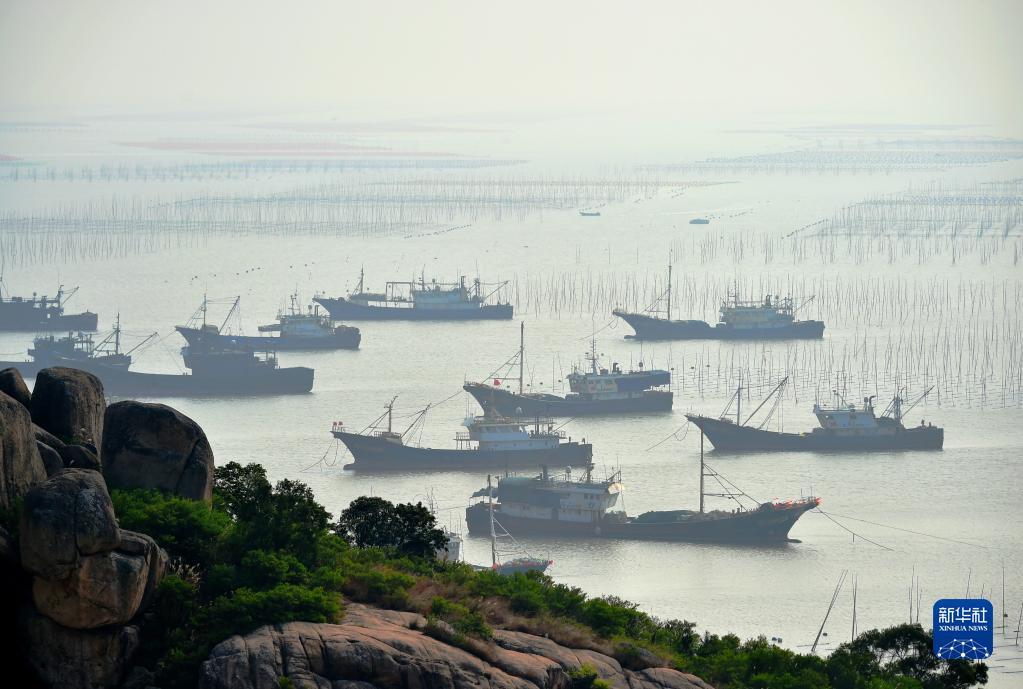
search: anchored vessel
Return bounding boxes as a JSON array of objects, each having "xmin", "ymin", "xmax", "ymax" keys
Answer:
[
  {"xmin": 331, "ymin": 398, "xmax": 592, "ymax": 471},
  {"xmin": 464, "ymin": 324, "xmax": 671, "ymax": 417},
  {"xmin": 686, "ymin": 378, "xmax": 943, "ymax": 452},
  {"xmin": 479, "ymin": 475, "xmax": 552, "ymax": 575},
  {"xmin": 0, "ymin": 284, "xmax": 98, "ymax": 332},
  {"xmin": 0, "ymin": 321, "xmax": 313, "ymax": 396},
  {"xmin": 466, "ymin": 435, "xmax": 818, "ymax": 543},
  {"xmin": 314, "ymin": 269, "xmax": 512, "ymax": 321},
  {"xmin": 176, "ymin": 295, "xmax": 360, "ymax": 351},
  {"xmin": 612, "ymin": 265, "xmax": 824, "ymax": 340}
]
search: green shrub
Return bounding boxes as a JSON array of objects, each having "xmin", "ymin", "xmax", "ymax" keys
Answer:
[
  {"xmin": 568, "ymin": 664, "xmax": 612, "ymax": 689},
  {"xmin": 202, "ymin": 584, "xmax": 341, "ymax": 645},
  {"xmin": 111, "ymin": 489, "xmax": 230, "ymax": 569}
]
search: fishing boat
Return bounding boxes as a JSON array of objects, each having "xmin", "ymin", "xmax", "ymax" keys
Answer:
[
  {"xmin": 612, "ymin": 265, "xmax": 824, "ymax": 340},
  {"xmin": 579, "ymin": 210, "xmax": 601, "ymax": 217},
  {"xmin": 464, "ymin": 324, "xmax": 672, "ymax": 417},
  {"xmin": 0, "ymin": 321, "xmax": 313, "ymax": 396},
  {"xmin": 314, "ymin": 269, "xmax": 513, "ymax": 321},
  {"xmin": 465, "ymin": 434, "xmax": 818, "ymax": 543},
  {"xmin": 0, "ymin": 282, "xmax": 98, "ymax": 332},
  {"xmin": 330, "ymin": 398, "xmax": 592, "ymax": 471},
  {"xmin": 175, "ymin": 295, "xmax": 360, "ymax": 351},
  {"xmin": 685, "ymin": 377, "xmax": 943, "ymax": 452},
  {"xmin": 689, "ymin": 218, "xmax": 710, "ymax": 224}
]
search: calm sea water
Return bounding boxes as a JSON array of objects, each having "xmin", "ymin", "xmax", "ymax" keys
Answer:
[{"xmin": 2, "ymin": 119, "xmax": 1021, "ymax": 684}]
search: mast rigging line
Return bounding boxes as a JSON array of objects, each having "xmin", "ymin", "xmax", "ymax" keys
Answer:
[
  {"xmin": 813, "ymin": 509, "xmax": 894, "ymax": 551},
  {"xmin": 818, "ymin": 509, "xmax": 990, "ymax": 549}
]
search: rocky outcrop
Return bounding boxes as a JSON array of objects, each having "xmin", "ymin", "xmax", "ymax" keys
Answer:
[
  {"xmin": 20, "ymin": 469, "xmax": 120, "ymax": 581},
  {"xmin": 30, "ymin": 367, "xmax": 105, "ymax": 447},
  {"xmin": 22, "ymin": 606, "xmax": 140, "ymax": 689},
  {"xmin": 1, "ymin": 390, "xmax": 47, "ymax": 510},
  {"xmin": 198, "ymin": 604, "xmax": 713, "ymax": 689},
  {"xmin": 31, "ymin": 530, "xmax": 163, "ymax": 629},
  {"xmin": 102, "ymin": 401, "xmax": 215, "ymax": 503},
  {"xmin": 0, "ymin": 367, "xmax": 32, "ymax": 409}
]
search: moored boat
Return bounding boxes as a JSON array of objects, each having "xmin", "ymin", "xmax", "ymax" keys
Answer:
[
  {"xmin": 686, "ymin": 378, "xmax": 943, "ymax": 452},
  {"xmin": 612, "ymin": 265, "xmax": 824, "ymax": 340},
  {"xmin": 465, "ymin": 436, "xmax": 818, "ymax": 544},
  {"xmin": 0, "ymin": 321, "xmax": 313, "ymax": 396},
  {"xmin": 331, "ymin": 399, "xmax": 592, "ymax": 471},
  {"xmin": 464, "ymin": 324, "xmax": 671, "ymax": 417},
  {"xmin": 314, "ymin": 269, "xmax": 512, "ymax": 321},
  {"xmin": 0, "ymin": 283, "xmax": 98, "ymax": 332},
  {"xmin": 176, "ymin": 295, "xmax": 360, "ymax": 351}
]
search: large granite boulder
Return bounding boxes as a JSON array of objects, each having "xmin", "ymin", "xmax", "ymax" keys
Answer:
[
  {"xmin": 22, "ymin": 606, "xmax": 140, "ymax": 689},
  {"xmin": 102, "ymin": 401, "xmax": 214, "ymax": 503},
  {"xmin": 30, "ymin": 367, "xmax": 105, "ymax": 447},
  {"xmin": 1, "ymin": 390, "xmax": 47, "ymax": 510},
  {"xmin": 0, "ymin": 367, "xmax": 32, "ymax": 409},
  {"xmin": 32, "ymin": 530, "xmax": 164, "ymax": 629},
  {"xmin": 19, "ymin": 469, "xmax": 120, "ymax": 581},
  {"xmin": 198, "ymin": 604, "xmax": 713, "ymax": 689}
]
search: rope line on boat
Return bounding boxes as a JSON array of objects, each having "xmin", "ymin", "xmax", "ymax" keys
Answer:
[
  {"xmin": 819, "ymin": 510, "xmax": 990, "ymax": 549},
  {"xmin": 645, "ymin": 419, "xmax": 690, "ymax": 451},
  {"xmin": 814, "ymin": 508, "xmax": 894, "ymax": 551}
]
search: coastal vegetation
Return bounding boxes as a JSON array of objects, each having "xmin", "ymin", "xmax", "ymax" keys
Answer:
[{"xmin": 109, "ymin": 461, "xmax": 987, "ymax": 689}]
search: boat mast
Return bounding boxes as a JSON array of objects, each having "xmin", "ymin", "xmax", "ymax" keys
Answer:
[
  {"xmin": 385, "ymin": 395, "xmax": 397, "ymax": 434},
  {"xmin": 699, "ymin": 431, "xmax": 705, "ymax": 514},
  {"xmin": 519, "ymin": 321, "xmax": 524, "ymax": 395},
  {"xmin": 114, "ymin": 313, "xmax": 121, "ymax": 355},
  {"xmin": 667, "ymin": 262, "xmax": 672, "ymax": 321},
  {"xmin": 736, "ymin": 371, "xmax": 742, "ymax": 426},
  {"xmin": 488, "ymin": 475, "xmax": 497, "ymax": 568}
]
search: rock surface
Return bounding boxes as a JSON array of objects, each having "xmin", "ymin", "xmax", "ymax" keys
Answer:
[
  {"xmin": 36, "ymin": 440, "xmax": 65, "ymax": 476},
  {"xmin": 22, "ymin": 605, "xmax": 140, "ymax": 689},
  {"xmin": 32, "ymin": 536, "xmax": 160, "ymax": 629},
  {"xmin": 198, "ymin": 604, "xmax": 714, "ymax": 689},
  {"xmin": 30, "ymin": 367, "xmax": 105, "ymax": 447},
  {"xmin": 102, "ymin": 401, "xmax": 215, "ymax": 502},
  {"xmin": 20, "ymin": 469, "xmax": 120, "ymax": 581},
  {"xmin": 62, "ymin": 443, "xmax": 102, "ymax": 470},
  {"xmin": 1, "ymin": 390, "xmax": 47, "ymax": 510},
  {"xmin": 0, "ymin": 367, "xmax": 32, "ymax": 409}
]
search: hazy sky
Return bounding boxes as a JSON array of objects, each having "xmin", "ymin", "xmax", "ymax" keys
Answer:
[{"xmin": 1, "ymin": 0, "xmax": 1020, "ymax": 129}]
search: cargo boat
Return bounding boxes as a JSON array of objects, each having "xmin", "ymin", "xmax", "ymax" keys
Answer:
[
  {"xmin": 314, "ymin": 269, "xmax": 512, "ymax": 321},
  {"xmin": 331, "ymin": 399, "xmax": 592, "ymax": 471},
  {"xmin": 176, "ymin": 295, "xmax": 360, "ymax": 351},
  {"xmin": 612, "ymin": 265, "xmax": 823, "ymax": 340},
  {"xmin": 0, "ymin": 283, "xmax": 98, "ymax": 332},
  {"xmin": 466, "ymin": 434, "xmax": 818, "ymax": 543},
  {"xmin": 464, "ymin": 324, "xmax": 671, "ymax": 416},
  {"xmin": 686, "ymin": 378, "xmax": 943, "ymax": 452}
]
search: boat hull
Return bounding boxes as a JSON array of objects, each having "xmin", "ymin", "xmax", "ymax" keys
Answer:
[
  {"xmin": 465, "ymin": 500, "xmax": 817, "ymax": 543},
  {"xmin": 334, "ymin": 430, "xmax": 592, "ymax": 471},
  {"xmin": 463, "ymin": 383, "xmax": 672, "ymax": 416},
  {"xmin": 612, "ymin": 310, "xmax": 824, "ymax": 340},
  {"xmin": 0, "ymin": 310, "xmax": 99, "ymax": 332},
  {"xmin": 686, "ymin": 414, "xmax": 944, "ymax": 451},
  {"xmin": 0, "ymin": 361, "xmax": 314, "ymax": 397},
  {"xmin": 314, "ymin": 297, "xmax": 513, "ymax": 321},
  {"xmin": 176, "ymin": 326, "xmax": 360, "ymax": 351}
]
